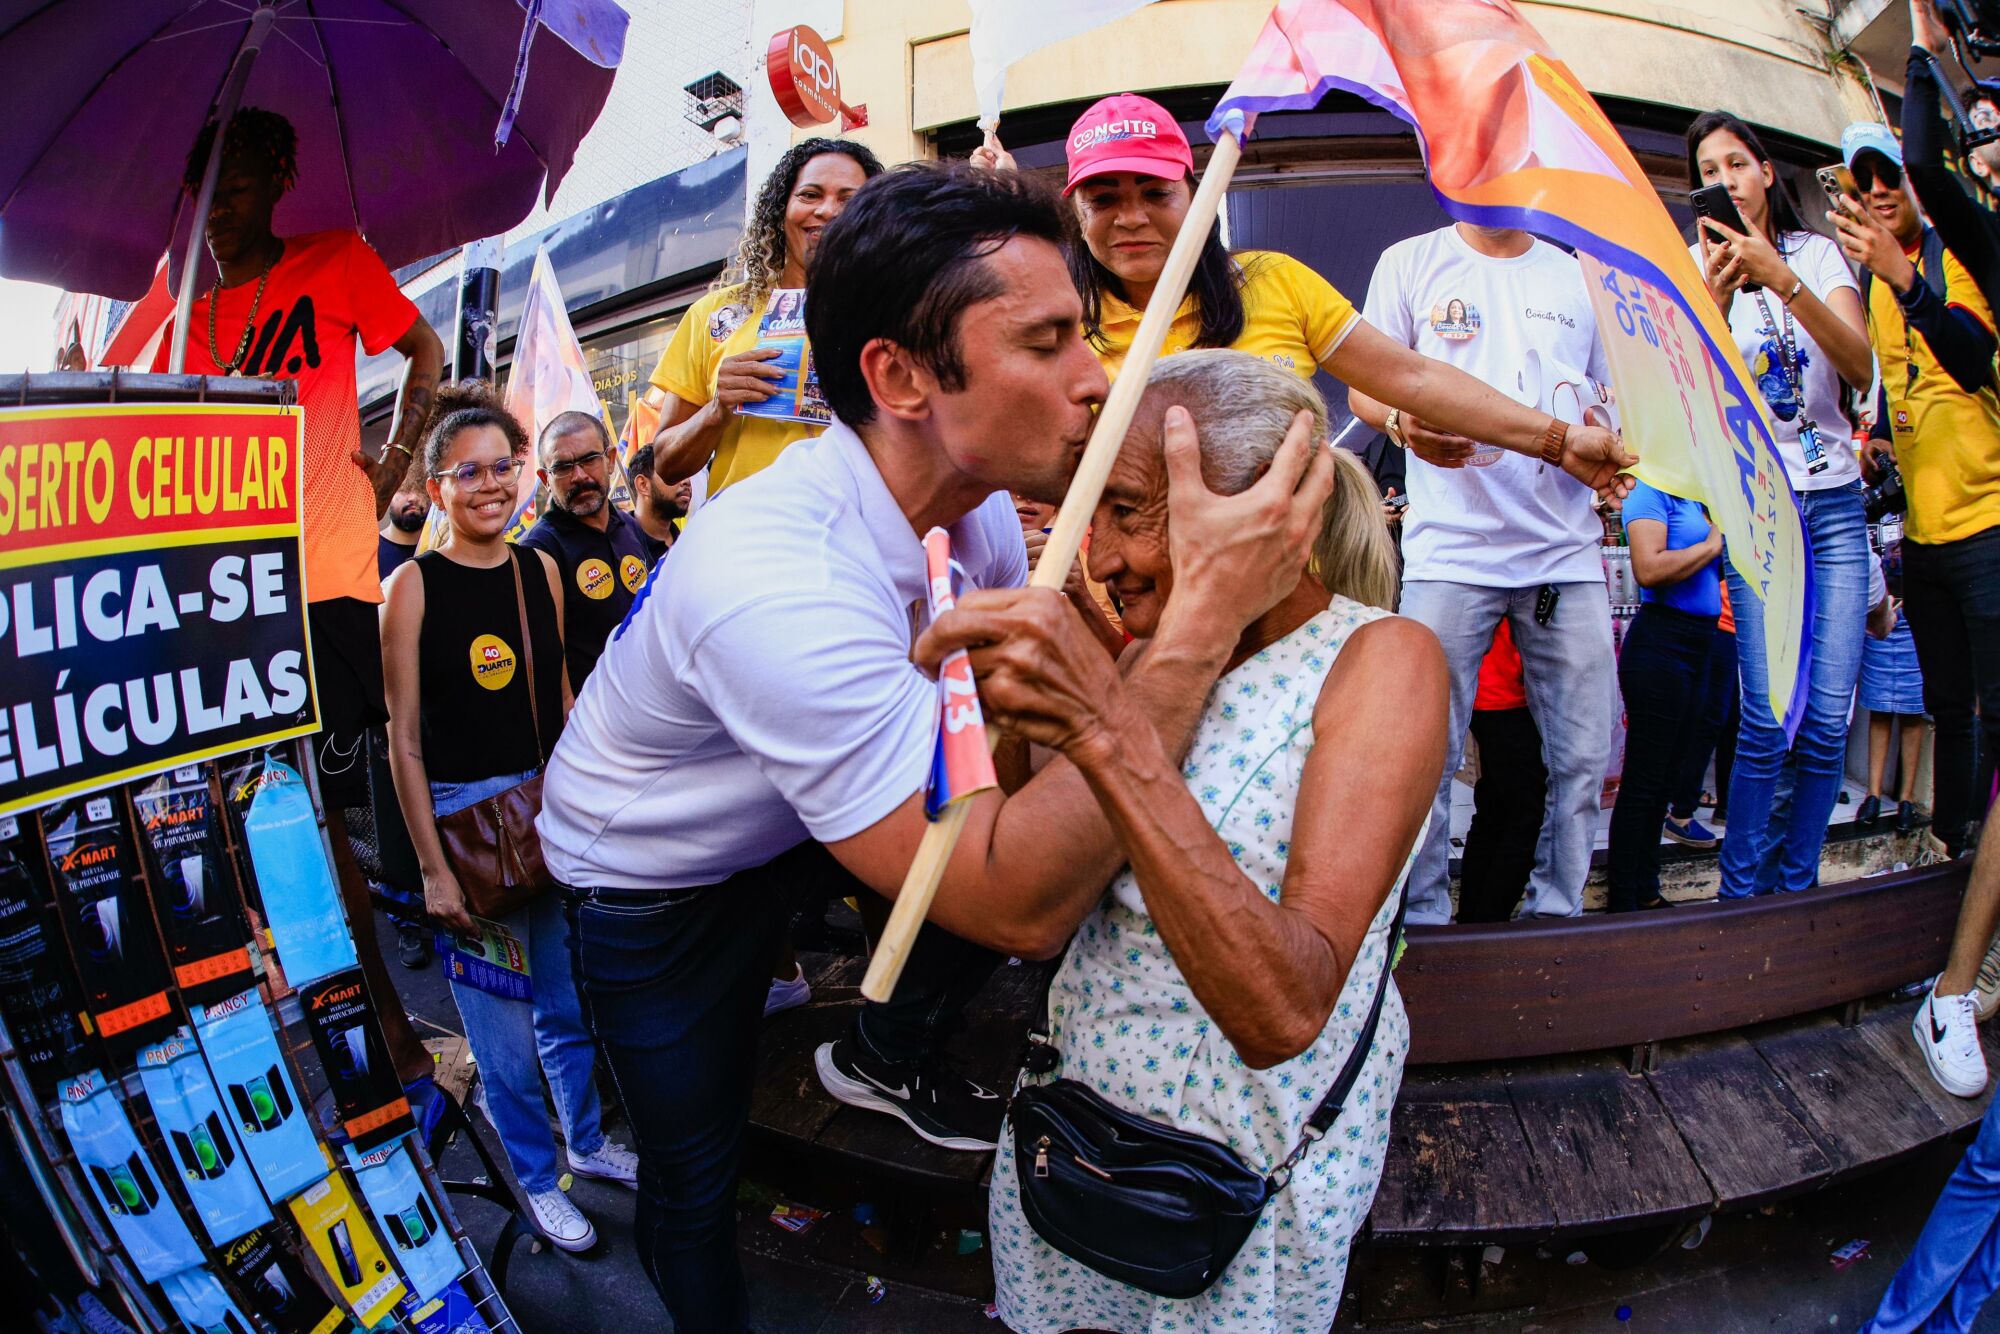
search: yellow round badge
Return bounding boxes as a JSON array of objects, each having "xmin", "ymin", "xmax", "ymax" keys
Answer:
[
  {"xmin": 620, "ymin": 553, "xmax": 648, "ymax": 594},
  {"xmin": 469, "ymin": 633, "xmax": 517, "ymax": 691},
  {"xmin": 576, "ymin": 557, "xmax": 616, "ymax": 601}
]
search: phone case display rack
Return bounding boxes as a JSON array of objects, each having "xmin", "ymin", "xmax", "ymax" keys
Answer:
[{"xmin": 0, "ymin": 737, "xmax": 519, "ymax": 1334}]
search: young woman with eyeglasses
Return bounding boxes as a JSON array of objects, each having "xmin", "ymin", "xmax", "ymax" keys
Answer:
[
  {"xmin": 1686, "ymin": 111, "xmax": 1876, "ymax": 898},
  {"xmin": 379, "ymin": 382, "xmax": 635, "ymax": 1255}
]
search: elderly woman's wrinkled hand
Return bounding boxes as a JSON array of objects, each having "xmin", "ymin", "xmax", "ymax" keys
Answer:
[
  {"xmin": 1156, "ymin": 405, "xmax": 1334, "ymax": 636},
  {"xmin": 1561, "ymin": 424, "xmax": 1638, "ymax": 502},
  {"xmin": 914, "ymin": 585, "xmax": 1128, "ymax": 762}
]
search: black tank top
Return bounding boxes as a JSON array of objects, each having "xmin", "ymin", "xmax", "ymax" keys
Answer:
[{"xmin": 415, "ymin": 547, "xmax": 564, "ymax": 782}]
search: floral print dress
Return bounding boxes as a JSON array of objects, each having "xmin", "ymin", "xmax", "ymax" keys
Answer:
[{"xmin": 990, "ymin": 598, "xmax": 1416, "ymax": 1334}]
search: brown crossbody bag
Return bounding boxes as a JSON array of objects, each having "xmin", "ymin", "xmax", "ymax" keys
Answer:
[{"xmin": 434, "ymin": 550, "xmax": 551, "ymax": 917}]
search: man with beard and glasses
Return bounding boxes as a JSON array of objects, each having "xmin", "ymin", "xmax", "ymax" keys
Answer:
[
  {"xmin": 627, "ymin": 443, "xmax": 691, "ymax": 561},
  {"xmin": 521, "ymin": 412, "xmax": 658, "ymax": 693},
  {"xmin": 379, "ymin": 486, "xmax": 428, "ymax": 580}
]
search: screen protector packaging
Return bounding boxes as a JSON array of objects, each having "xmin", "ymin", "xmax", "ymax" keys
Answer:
[
  {"xmin": 43, "ymin": 794, "xmax": 184, "ymax": 1058},
  {"xmin": 57, "ymin": 1066, "xmax": 205, "ymax": 1281},
  {"xmin": 0, "ymin": 814, "xmax": 93, "ymax": 1094},
  {"xmin": 221, "ymin": 1222, "xmax": 345, "ymax": 1334},
  {"xmin": 192, "ymin": 986, "xmax": 326, "ymax": 1200},
  {"xmin": 160, "ymin": 1265, "xmax": 259, "ymax": 1334},
  {"xmin": 399, "ymin": 1280, "xmax": 491, "ymax": 1334},
  {"xmin": 287, "ymin": 1164, "xmax": 408, "ymax": 1327},
  {"xmin": 136, "ymin": 1025, "xmax": 271, "ymax": 1245},
  {"xmin": 135, "ymin": 765, "xmax": 255, "ymax": 1007},
  {"xmin": 236, "ymin": 752, "xmax": 356, "ymax": 985},
  {"xmin": 301, "ymin": 968, "xmax": 414, "ymax": 1152},
  {"xmin": 344, "ymin": 1136, "xmax": 463, "ymax": 1300},
  {"xmin": 436, "ymin": 915, "xmax": 530, "ymax": 1002}
]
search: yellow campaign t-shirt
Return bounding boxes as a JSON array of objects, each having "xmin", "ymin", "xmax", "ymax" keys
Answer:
[
  {"xmin": 649, "ymin": 284, "xmax": 827, "ymax": 495},
  {"xmin": 1871, "ymin": 244, "xmax": 2000, "ymax": 545},
  {"xmin": 1089, "ymin": 251, "xmax": 1359, "ymax": 382}
]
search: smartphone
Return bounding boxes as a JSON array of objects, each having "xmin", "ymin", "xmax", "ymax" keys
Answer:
[
  {"xmin": 1385, "ymin": 492, "xmax": 1410, "ymax": 512},
  {"xmin": 1817, "ymin": 164, "xmax": 1863, "ymax": 218},
  {"xmin": 1689, "ymin": 184, "xmax": 1761, "ymax": 290},
  {"xmin": 1534, "ymin": 584, "xmax": 1562, "ymax": 627}
]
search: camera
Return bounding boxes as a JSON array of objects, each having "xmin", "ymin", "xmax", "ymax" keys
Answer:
[
  {"xmin": 1864, "ymin": 455, "xmax": 1909, "ymax": 522},
  {"xmin": 1944, "ymin": 0, "xmax": 2000, "ymax": 58}
]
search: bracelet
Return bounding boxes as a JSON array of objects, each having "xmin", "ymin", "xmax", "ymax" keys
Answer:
[
  {"xmin": 1780, "ymin": 277, "xmax": 1803, "ymax": 305},
  {"xmin": 1537, "ymin": 416, "xmax": 1567, "ymax": 467},
  {"xmin": 1384, "ymin": 407, "xmax": 1407, "ymax": 448},
  {"xmin": 386, "ymin": 442, "xmax": 414, "ymax": 459}
]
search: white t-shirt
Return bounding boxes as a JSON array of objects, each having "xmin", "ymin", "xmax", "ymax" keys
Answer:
[
  {"xmin": 1360, "ymin": 226, "xmax": 1609, "ymax": 587},
  {"xmin": 1686, "ymin": 230, "xmax": 1861, "ymax": 491},
  {"xmin": 537, "ymin": 422, "xmax": 1028, "ymax": 891}
]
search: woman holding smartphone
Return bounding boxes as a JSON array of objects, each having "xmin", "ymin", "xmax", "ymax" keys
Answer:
[{"xmin": 1687, "ymin": 111, "xmax": 1874, "ymax": 897}]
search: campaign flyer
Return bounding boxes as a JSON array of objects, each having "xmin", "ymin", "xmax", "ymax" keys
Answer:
[
  {"xmin": 736, "ymin": 288, "xmax": 832, "ymax": 425},
  {"xmin": 220, "ymin": 1221, "xmax": 346, "ymax": 1334},
  {"xmin": 345, "ymin": 1135, "xmax": 464, "ymax": 1301},
  {"xmin": 191, "ymin": 986, "xmax": 327, "ymax": 1200},
  {"xmin": 287, "ymin": 1165, "xmax": 408, "ymax": 1327},
  {"xmin": 136, "ymin": 1025, "xmax": 271, "ymax": 1246},
  {"xmin": 135, "ymin": 765, "xmax": 256, "ymax": 1008},
  {"xmin": 58, "ymin": 1066, "xmax": 205, "ymax": 1281},
  {"xmin": 301, "ymin": 968, "xmax": 415, "ymax": 1151},
  {"xmin": 44, "ymin": 793, "xmax": 184, "ymax": 1058},
  {"xmin": 0, "ymin": 814, "xmax": 94, "ymax": 1093}
]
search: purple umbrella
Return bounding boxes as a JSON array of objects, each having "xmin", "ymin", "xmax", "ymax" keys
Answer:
[{"xmin": 0, "ymin": 0, "xmax": 627, "ymax": 361}]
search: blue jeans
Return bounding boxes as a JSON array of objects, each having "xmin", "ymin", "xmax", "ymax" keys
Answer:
[
  {"xmin": 1863, "ymin": 1111, "xmax": 2000, "ymax": 1332},
  {"xmin": 1721, "ymin": 482, "xmax": 1869, "ymax": 897},
  {"xmin": 430, "ymin": 771, "xmax": 604, "ymax": 1194},
  {"xmin": 1399, "ymin": 580, "xmax": 1617, "ymax": 921}
]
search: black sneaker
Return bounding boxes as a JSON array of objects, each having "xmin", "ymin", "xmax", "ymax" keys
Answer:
[
  {"xmin": 396, "ymin": 922, "xmax": 433, "ymax": 970},
  {"xmin": 813, "ymin": 1038, "xmax": 1003, "ymax": 1152}
]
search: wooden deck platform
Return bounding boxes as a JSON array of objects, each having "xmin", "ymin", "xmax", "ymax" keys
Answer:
[{"xmin": 746, "ymin": 857, "xmax": 1984, "ymax": 1244}]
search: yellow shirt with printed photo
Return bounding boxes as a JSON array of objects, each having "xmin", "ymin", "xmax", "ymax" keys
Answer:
[
  {"xmin": 1870, "ymin": 245, "xmax": 2000, "ymax": 545},
  {"xmin": 1089, "ymin": 250, "xmax": 1359, "ymax": 382},
  {"xmin": 649, "ymin": 284, "xmax": 827, "ymax": 495}
]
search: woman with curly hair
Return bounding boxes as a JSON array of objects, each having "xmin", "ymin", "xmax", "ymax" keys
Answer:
[{"xmin": 644, "ymin": 137, "xmax": 883, "ymax": 495}]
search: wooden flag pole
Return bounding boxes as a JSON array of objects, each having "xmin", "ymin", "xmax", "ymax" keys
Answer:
[{"xmin": 861, "ymin": 126, "xmax": 1247, "ymax": 1003}]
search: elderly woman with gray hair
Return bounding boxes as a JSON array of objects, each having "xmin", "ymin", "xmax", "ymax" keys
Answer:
[{"xmin": 972, "ymin": 349, "xmax": 1449, "ymax": 1333}]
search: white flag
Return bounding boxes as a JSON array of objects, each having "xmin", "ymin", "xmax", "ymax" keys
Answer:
[{"xmin": 969, "ymin": 0, "xmax": 1163, "ymax": 132}]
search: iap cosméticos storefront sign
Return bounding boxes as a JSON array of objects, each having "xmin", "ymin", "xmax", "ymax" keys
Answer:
[{"xmin": 0, "ymin": 401, "xmax": 317, "ymax": 817}]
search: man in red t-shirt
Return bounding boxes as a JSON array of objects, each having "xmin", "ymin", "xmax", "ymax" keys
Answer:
[{"xmin": 159, "ymin": 108, "xmax": 443, "ymax": 1079}]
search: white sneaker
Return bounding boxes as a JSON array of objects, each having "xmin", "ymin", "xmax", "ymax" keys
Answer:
[
  {"xmin": 764, "ymin": 966, "xmax": 812, "ymax": 1017},
  {"xmin": 568, "ymin": 1138, "xmax": 639, "ymax": 1189},
  {"xmin": 1974, "ymin": 932, "xmax": 2000, "ymax": 1024},
  {"xmin": 1916, "ymin": 987, "xmax": 1989, "ymax": 1098},
  {"xmin": 526, "ymin": 1187, "xmax": 597, "ymax": 1252}
]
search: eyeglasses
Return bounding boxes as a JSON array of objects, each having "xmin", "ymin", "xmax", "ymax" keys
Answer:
[
  {"xmin": 1853, "ymin": 157, "xmax": 1903, "ymax": 192},
  {"xmin": 434, "ymin": 457, "xmax": 524, "ymax": 487},
  {"xmin": 547, "ymin": 449, "xmax": 606, "ymax": 478}
]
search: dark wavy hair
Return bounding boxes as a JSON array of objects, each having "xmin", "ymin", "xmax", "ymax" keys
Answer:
[
  {"xmin": 421, "ymin": 381, "xmax": 528, "ymax": 478},
  {"xmin": 719, "ymin": 138, "xmax": 885, "ymax": 308},
  {"xmin": 808, "ymin": 164, "xmax": 1068, "ymax": 426},
  {"xmin": 183, "ymin": 107, "xmax": 299, "ymax": 195},
  {"xmin": 1068, "ymin": 173, "xmax": 1244, "ymax": 352},
  {"xmin": 1685, "ymin": 111, "xmax": 1809, "ymax": 253}
]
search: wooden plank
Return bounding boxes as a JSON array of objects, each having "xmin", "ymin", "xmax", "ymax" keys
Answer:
[
  {"xmin": 1854, "ymin": 999, "xmax": 1997, "ymax": 1134},
  {"xmin": 1370, "ymin": 1067, "xmax": 1557, "ymax": 1243},
  {"xmin": 749, "ymin": 988, "xmax": 854, "ymax": 1145},
  {"xmin": 1399, "ymin": 862, "xmax": 1966, "ymax": 1064},
  {"xmin": 1507, "ymin": 1057, "xmax": 1712, "ymax": 1231},
  {"xmin": 1751, "ymin": 1016, "xmax": 1949, "ymax": 1175},
  {"xmin": 1644, "ymin": 1033, "xmax": 1831, "ymax": 1208}
]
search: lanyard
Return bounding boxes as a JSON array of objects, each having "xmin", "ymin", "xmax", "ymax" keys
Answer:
[{"xmin": 1752, "ymin": 283, "xmax": 1830, "ymax": 474}]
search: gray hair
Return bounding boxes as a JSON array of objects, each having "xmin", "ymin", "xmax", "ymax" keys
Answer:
[{"xmin": 1144, "ymin": 349, "xmax": 1400, "ymax": 610}]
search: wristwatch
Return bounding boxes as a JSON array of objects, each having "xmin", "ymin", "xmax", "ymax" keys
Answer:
[
  {"xmin": 1384, "ymin": 407, "xmax": 1407, "ymax": 448},
  {"xmin": 1537, "ymin": 416, "xmax": 1567, "ymax": 467}
]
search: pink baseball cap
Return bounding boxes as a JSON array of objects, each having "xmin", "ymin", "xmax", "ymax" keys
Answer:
[{"xmin": 1063, "ymin": 94, "xmax": 1194, "ymax": 195}]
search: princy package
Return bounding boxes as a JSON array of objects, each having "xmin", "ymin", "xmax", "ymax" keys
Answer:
[
  {"xmin": 44, "ymin": 793, "xmax": 184, "ymax": 1058},
  {"xmin": 287, "ymin": 1165, "xmax": 407, "ymax": 1327},
  {"xmin": 220, "ymin": 1221, "xmax": 345, "ymax": 1334},
  {"xmin": 0, "ymin": 814, "xmax": 93, "ymax": 1094},
  {"xmin": 136, "ymin": 1025, "xmax": 271, "ymax": 1245},
  {"xmin": 344, "ymin": 1135, "xmax": 463, "ymax": 1301},
  {"xmin": 159, "ymin": 1266, "xmax": 259, "ymax": 1334},
  {"xmin": 191, "ymin": 986, "xmax": 326, "ymax": 1200},
  {"xmin": 58, "ymin": 1066, "xmax": 204, "ymax": 1281},
  {"xmin": 134, "ymin": 765, "xmax": 255, "ymax": 1007},
  {"xmin": 301, "ymin": 969, "xmax": 413, "ymax": 1152},
  {"xmin": 234, "ymin": 753, "xmax": 356, "ymax": 986}
]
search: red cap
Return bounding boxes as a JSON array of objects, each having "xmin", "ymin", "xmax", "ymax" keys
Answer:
[{"xmin": 1063, "ymin": 94, "xmax": 1193, "ymax": 196}]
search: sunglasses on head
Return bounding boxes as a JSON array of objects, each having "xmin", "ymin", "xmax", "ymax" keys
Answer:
[{"xmin": 1852, "ymin": 155, "xmax": 1903, "ymax": 192}]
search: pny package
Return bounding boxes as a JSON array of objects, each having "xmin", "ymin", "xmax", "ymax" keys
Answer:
[{"xmin": 58, "ymin": 1066, "xmax": 204, "ymax": 1281}]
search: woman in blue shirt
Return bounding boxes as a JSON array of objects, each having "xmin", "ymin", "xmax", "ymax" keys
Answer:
[{"xmin": 1609, "ymin": 480, "xmax": 1725, "ymax": 911}]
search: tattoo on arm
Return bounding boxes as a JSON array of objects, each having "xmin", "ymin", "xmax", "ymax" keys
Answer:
[{"xmin": 377, "ymin": 373, "xmax": 435, "ymax": 510}]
